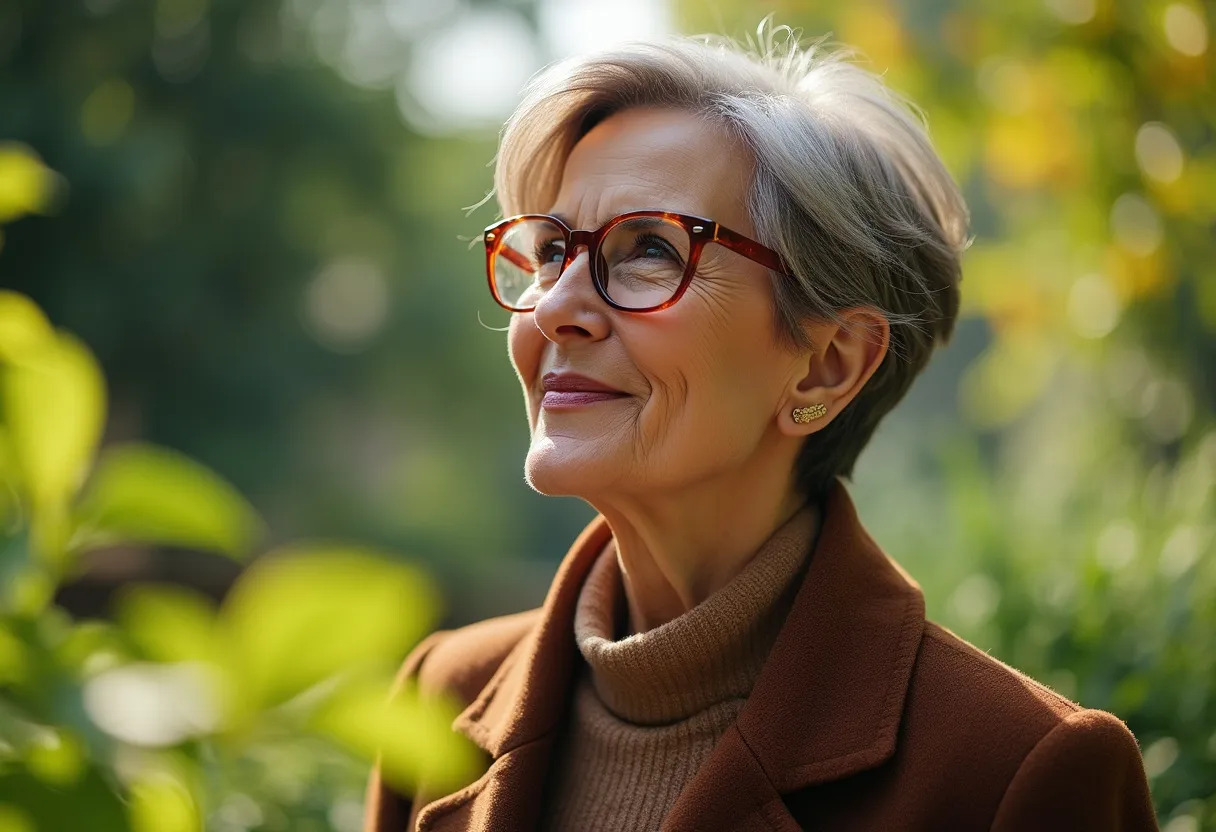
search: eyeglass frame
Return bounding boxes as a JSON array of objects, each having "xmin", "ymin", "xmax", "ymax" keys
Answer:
[{"xmin": 483, "ymin": 210, "xmax": 791, "ymax": 313}]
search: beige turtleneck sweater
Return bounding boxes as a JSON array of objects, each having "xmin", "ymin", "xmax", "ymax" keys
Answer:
[{"xmin": 538, "ymin": 501, "xmax": 821, "ymax": 831}]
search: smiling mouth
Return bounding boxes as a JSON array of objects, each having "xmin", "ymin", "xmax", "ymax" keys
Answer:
[{"xmin": 541, "ymin": 390, "xmax": 630, "ymax": 409}]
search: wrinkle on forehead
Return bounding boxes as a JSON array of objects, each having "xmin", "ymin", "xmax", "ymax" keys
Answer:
[{"xmin": 549, "ymin": 107, "xmax": 756, "ymax": 234}]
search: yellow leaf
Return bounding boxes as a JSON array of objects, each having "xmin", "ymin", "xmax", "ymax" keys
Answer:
[
  {"xmin": 984, "ymin": 112, "xmax": 1078, "ymax": 190},
  {"xmin": 837, "ymin": 0, "xmax": 909, "ymax": 72}
]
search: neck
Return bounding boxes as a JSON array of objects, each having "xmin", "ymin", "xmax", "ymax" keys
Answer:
[{"xmin": 590, "ymin": 471, "xmax": 818, "ymax": 636}]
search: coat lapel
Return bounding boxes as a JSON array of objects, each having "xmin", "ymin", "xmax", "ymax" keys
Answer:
[
  {"xmin": 662, "ymin": 479, "xmax": 926, "ymax": 830},
  {"xmin": 416, "ymin": 478, "xmax": 925, "ymax": 831},
  {"xmin": 414, "ymin": 514, "xmax": 612, "ymax": 831}
]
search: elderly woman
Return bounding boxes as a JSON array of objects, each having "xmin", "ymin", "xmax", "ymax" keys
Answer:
[{"xmin": 364, "ymin": 28, "xmax": 1158, "ymax": 832}]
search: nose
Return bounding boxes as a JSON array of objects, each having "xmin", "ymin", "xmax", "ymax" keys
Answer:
[{"xmin": 530, "ymin": 243, "xmax": 610, "ymax": 343}]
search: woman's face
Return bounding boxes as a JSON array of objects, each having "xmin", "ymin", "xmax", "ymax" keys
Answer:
[{"xmin": 507, "ymin": 106, "xmax": 808, "ymax": 501}]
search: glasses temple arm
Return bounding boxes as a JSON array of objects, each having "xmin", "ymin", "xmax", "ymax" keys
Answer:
[
  {"xmin": 495, "ymin": 241, "xmax": 534, "ymax": 272},
  {"xmin": 712, "ymin": 225, "xmax": 789, "ymax": 274}
]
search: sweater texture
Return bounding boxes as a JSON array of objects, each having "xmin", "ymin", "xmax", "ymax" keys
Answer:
[{"xmin": 538, "ymin": 501, "xmax": 821, "ymax": 831}]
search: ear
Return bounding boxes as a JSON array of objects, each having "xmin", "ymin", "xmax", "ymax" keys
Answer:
[{"xmin": 778, "ymin": 306, "xmax": 890, "ymax": 437}]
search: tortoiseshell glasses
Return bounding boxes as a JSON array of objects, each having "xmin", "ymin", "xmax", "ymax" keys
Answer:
[{"xmin": 484, "ymin": 210, "xmax": 790, "ymax": 313}]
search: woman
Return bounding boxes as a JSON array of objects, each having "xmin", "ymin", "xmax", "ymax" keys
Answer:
[{"xmin": 365, "ymin": 27, "xmax": 1158, "ymax": 832}]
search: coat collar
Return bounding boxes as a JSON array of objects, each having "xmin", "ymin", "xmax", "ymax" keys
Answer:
[{"xmin": 419, "ymin": 477, "xmax": 925, "ymax": 831}]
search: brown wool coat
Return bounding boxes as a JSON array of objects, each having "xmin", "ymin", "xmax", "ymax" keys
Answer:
[{"xmin": 364, "ymin": 478, "xmax": 1159, "ymax": 831}]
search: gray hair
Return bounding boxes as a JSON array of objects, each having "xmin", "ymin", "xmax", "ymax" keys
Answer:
[{"xmin": 491, "ymin": 22, "xmax": 970, "ymax": 500}]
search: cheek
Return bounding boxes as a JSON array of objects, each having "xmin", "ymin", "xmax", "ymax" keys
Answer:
[
  {"xmin": 623, "ymin": 315, "xmax": 727, "ymax": 416},
  {"xmin": 508, "ymin": 314, "xmax": 544, "ymax": 388},
  {"xmin": 652, "ymin": 295, "xmax": 783, "ymax": 418}
]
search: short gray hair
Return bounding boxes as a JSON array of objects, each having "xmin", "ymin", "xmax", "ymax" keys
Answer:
[{"xmin": 492, "ymin": 23, "xmax": 970, "ymax": 500}]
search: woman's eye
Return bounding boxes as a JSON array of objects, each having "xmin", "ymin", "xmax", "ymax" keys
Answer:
[
  {"xmin": 636, "ymin": 234, "xmax": 676, "ymax": 261},
  {"xmin": 535, "ymin": 241, "xmax": 565, "ymax": 265}
]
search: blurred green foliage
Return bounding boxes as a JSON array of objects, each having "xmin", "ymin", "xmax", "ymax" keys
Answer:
[
  {"xmin": 0, "ymin": 0, "xmax": 1213, "ymax": 829},
  {"xmin": 0, "ymin": 292, "xmax": 480, "ymax": 831}
]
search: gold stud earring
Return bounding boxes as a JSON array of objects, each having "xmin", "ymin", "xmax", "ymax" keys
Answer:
[{"xmin": 791, "ymin": 403, "xmax": 827, "ymax": 424}]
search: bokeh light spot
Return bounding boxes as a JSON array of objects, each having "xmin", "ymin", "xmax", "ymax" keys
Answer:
[
  {"xmin": 1096, "ymin": 519, "xmax": 1138, "ymax": 572},
  {"xmin": 1163, "ymin": 4, "xmax": 1208, "ymax": 56},
  {"xmin": 1067, "ymin": 272, "xmax": 1121, "ymax": 339},
  {"xmin": 538, "ymin": 0, "xmax": 673, "ymax": 58},
  {"xmin": 302, "ymin": 256, "xmax": 390, "ymax": 353},
  {"xmin": 1135, "ymin": 122, "xmax": 1185, "ymax": 183},
  {"xmin": 1143, "ymin": 736, "xmax": 1180, "ymax": 778},
  {"xmin": 399, "ymin": 7, "xmax": 538, "ymax": 132},
  {"xmin": 84, "ymin": 662, "xmax": 220, "ymax": 747},
  {"xmin": 1044, "ymin": 0, "xmax": 1095, "ymax": 24},
  {"xmin": 1110, "ymin": 193, "xmax": 1163, "ymax": 256},
  {"xmin": 80, "ymin": 79, "xmax": 136, "ymax": 145}
]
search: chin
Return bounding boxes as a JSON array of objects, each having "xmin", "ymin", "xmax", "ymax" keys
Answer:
[{"xmin": 523, "ymin": 441, "xmax": 606, "ymax": 498}]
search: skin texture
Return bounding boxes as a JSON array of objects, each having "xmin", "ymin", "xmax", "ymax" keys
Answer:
[{"xmin": 507, "ymin": 106, "xmax": 889, "ymax": 635}]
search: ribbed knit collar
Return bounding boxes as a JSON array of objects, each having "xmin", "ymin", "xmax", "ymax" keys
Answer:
[{"xmin": 572, "ymin": 501, "xmax": 821, "ymax": 726}]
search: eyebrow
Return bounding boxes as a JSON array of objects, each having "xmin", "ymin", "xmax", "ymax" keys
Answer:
[{"xmin": 551, "ymin": 211, "xmax": 666, "ymax": 229}]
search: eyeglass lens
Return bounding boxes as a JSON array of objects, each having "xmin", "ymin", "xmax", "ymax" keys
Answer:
[{"xmin": 492, "ymin": 216, "xmax": 692, "ymax": 310}]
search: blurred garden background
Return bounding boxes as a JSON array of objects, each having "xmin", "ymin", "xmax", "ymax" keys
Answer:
[{"xmin": 1, "ymin": 0, "xmax": 1213, "ymax": 829}]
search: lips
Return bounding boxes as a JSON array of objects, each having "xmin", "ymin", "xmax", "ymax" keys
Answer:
[
  {"xmin": 540, "ymin": 372, "xmax": 628, "ymax": 409},
  {"xmin": 541, "ymin": 372, "xmax": 624, "ymax": 394}
]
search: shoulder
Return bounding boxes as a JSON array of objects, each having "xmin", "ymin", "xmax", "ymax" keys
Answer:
[
  {"xmin": 899, "ymin": 620, "xmax": 1156, "ymax": 829},
  {"xmin": 916, "ymin": 620, "xmax": 1082, "ymax": 726},
  {"xmin": 393, "ymin": 608, "xmax": 543, "ymax": 707}
]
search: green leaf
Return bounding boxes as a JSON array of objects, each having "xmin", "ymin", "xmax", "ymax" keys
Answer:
[
  {"xmin": 3, "ymin": 332, "xmax": 105, "ymax": 566},
  {"xmin": 0, "ymin": 426, "xmax": 20, "ymax": 532},
  {"xmin": 24, "ymin": 728, "xmax": 86, "ymax": 786},
  {"xmin": 115, "ymin": 585, "xmax": 219, "ymax": 667},
  {"xmin": 128, "ymin": 773, "xmax": 199, "ymax": 832},
  {"xmin": 0, "ymin": 623, "xmax": 29, "ymax": 687},
  {"xmin": 0, "ymin": 145, "xmax": 61, "ymax": 225},
  {"xmin": 310, "ymin": 674, "xmax": 484, "ymax": 796},
  {"xmin": 0, "ymin": 292, "xmax": 54, "ymax": 365},
  {"xmin": 3, "ymin": 332, "xmax": 105, "ymax": 508},
  {"xmin": 218, "ymin": 545, "xmax": 440, "ymax": 711},
  {"xmin": 74, "ymin": 443, "xmax": 262, "ymax": 560},
  {"xmin": 53, "ymin": 620, "xmax": 129, "ymax": 677}
]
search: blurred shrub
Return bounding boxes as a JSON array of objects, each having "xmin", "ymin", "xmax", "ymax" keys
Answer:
[{"xmin": 0, "ymin": 288, "xmax": 481, "ymax": 831}]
